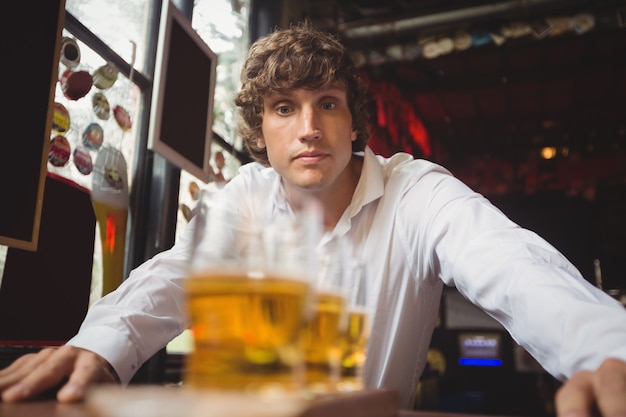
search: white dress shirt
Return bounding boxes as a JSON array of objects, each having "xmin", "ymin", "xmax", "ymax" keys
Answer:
[{"xmin": 68, "ymin": 147, "xmax": 626, "ymax": 408}]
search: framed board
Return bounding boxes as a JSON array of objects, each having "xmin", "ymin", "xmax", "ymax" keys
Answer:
[
  {"xmin": 148, "ymin": 1, "xmax": 217, "ymax": 183},
  {"xmin": 0, "ymin": 0, "xmax": 66, "ymax": 251}
]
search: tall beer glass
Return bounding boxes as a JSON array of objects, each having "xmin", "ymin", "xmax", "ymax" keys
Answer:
[
  {"xmin": 91, "ymin": 146, "xmax": 129, "ymax": 296},
  {"xmin": 183, "ymin": 191, "xmax": 320, "ymax": 396},
  {"xmin": 338, "ymin": 260, "xmax": 370, "ymax": 391},
  {"xmin": 300, "ymin": 239, "xmax": 350, "ymax": 395}
]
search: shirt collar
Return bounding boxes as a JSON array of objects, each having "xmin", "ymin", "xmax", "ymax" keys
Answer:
[{"xmin": 349, "ymin": 146, "xmax": 384, "ymax": 218}]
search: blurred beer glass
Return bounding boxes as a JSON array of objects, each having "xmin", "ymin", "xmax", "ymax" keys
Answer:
[
  {"xmin": 91, "ymin": 146, "xmax": 129, "ymax": 297},
  {"xmin": 300, "ymin": 239, "xmax": 350, "ymax": 395},
  {"xmin": 337, "ymin": 260, "xmax": 370, "ymax": 391},
  {"xmin": 183, "ymin": 191, "xmax": 320, "ymax": 396}
]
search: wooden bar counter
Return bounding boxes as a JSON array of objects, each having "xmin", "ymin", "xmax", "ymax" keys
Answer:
[
  {"xmin": 0, "ymin": 387, "xmax": 517, "ymax": 417},
  {"xmin": 0, "ymin": 400, "xmax": 511, "ymax": 417}
]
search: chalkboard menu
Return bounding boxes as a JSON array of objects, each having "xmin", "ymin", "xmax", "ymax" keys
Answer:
[{"xmin": 0, "ymin": 0, "xmax": 66, "ymax": 251}]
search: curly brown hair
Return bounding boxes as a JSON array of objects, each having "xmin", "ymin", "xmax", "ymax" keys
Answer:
[{"xmin": 234, "ymin": 22, "xmax": 372, "ymax": 166}]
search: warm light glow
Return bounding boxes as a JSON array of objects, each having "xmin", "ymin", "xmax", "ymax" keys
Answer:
[
  {"xmin": 541, "ymin": 146, "xmax": 557, "ymax": 159},
  {"xmin": 106, "ymin": 214, "xmax": 116, "ymax": 253}
]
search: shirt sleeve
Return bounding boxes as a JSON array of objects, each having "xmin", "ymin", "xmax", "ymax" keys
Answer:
[
  {"xmin": 66, "ymin": 223, "xmax": 194, "ymax": 385},
  {"xmin": 415, "ymin": 169, "xmax": 626, "ymax": 381}
]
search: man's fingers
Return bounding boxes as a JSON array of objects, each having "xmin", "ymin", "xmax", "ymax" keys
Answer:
[
  {"xmin": 0, "ymin": 348, "xmax": 60, "ymax": 401},
  {"xmin": 556, "ymin": 370, "xmax": 595, "ymax": 417},
  {"xmin": 592, "ymin": 358, "xmax": 626, "ymax": 417},
  {"xmin": 556, "ymin": 359, "xmax": 626, "ymax": 417},
  {"xmin": 1, "ymin": 346, "xmax": 79, "ymax": 402},
  {"xmin": 56, "ymin": 350, "xmax": 116, "ymax": 403}
]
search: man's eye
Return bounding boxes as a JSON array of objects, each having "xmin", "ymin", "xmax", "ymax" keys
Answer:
[
  {"xmin": 277, "ymin": 106, "xmax": 290, "ymax": 114},
  {"xmin": 322, "ymin": 102, "xmax": 336, "ymax": 110}
]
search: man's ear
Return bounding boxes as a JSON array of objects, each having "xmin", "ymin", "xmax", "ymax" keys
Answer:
[
  {"xmin": 257, "ymin": 135, "xmax": 266, "ymax": 149},
  {"xmin": 351, "ymin": 130, "xmax": 357, "ymax": 142}
]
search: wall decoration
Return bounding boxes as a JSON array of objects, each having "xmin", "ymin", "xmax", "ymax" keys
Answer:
[
  {"xmin": 60, "ymin": 36, "xmax": 80, "ymax": 69},
  {"xmin": 73, "ymin": 145, "xmax": 93, "ymax": 175},
  {"xmin": 92, "ymin": 92, "xmax": 111, "ymax": 120},
  {"xmin": 48, "ymin": 135, "xmax": 71, "ymax": 167},
  {"xmin": 52, "ymin": 102, "xmax": 70, "ymax": 134},
  {"xmin": 60, "ymin": 68, "xmax": 93, "ymax": 100},
  {"xmin": 82, "ymin": 122, "xmax": 104, "ymax": 151},
  {"xmin": 92, "ymin": 63, "xmax": 119, "ymax": 90}
]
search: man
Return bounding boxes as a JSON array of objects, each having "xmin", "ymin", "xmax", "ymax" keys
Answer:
[{"xmin": 2, "ymin": 22, "xmax": 626, "ymax": 417}]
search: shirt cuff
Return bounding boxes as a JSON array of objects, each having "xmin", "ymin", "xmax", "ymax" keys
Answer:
[{"xmin": 66, "ymin": 325, "xmax": 139, "ymax": 386}]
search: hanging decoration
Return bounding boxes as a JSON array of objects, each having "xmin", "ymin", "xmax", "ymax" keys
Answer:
[
  {"xmin": 82, "ymin": 122, "xmax": 104, "ymax": 151},
  {"xmin": 60, "ymin": 37, "xmax": 81, "ymax": 69},
  {"xmin": 92, "ymin": 92, "xmax": 111, "ymax": 120},
  {"xmin": 48, "ymin": 135, "xmax": 71, "ymax": 167},
  {"xmin": 60, "ymin": 68, "xmax": 93, "ymax": 100},
  {"xmin": 52, "ymin": 102, "xmax": 71, "ymax": 134},
  {"xmin": 92, "ymin": 63, "xmax": 119, "ymax": 90},
  {"xmin": 113, "ymin": 105, "xmax": 132, "ymax": 131},
  {"xmin": 73, "ymin": 145, "xmax": 93, "ymax": 175}
]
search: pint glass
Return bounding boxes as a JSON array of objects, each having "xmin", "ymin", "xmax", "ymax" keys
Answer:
[{"xmin": 183, "ymin": 192, "xmax": 320, "ymax": 395}]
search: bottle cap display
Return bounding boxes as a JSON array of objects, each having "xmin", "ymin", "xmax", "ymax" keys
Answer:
[
  {"xmin": 113, "ymin": 105, "xmax": 132, "ymax": 131},
  {"xmin": 52, "ymin": 102, "xmax": 71, "ymax": 133},
  {"xmin": 60, "ymin": 37, "xmax": 81, "ymax": 68},
  {"xmin": 92, "ymin": 92, "xmax": 111, "ymax": 120},
  {"xmin": 453, "ymin": 32, "xmax": 472, "ymax": 51},
  {"xmin": 82, "ymin": 122, "xmax": 104, "ymax": 150},
  {"xmin": 48, "ymin": 135, "xmax": 71, "ymax": 167},
  {"xmin": 422, "ymin": 40, "xmax": 440, "ymax": 59},
  {"xmin": 60, "ymin": 69, "xmax": 93, "ymax": 101},
  {"xmin": 437, "ymin": 37, "xmax": 454, "ymax": 55},
  {"xmin": 92, "ymin": 63, "xmax": 119, "ymax": 90},
  {"xmin": 73, "ymin": 145, "xmax": 93, "ymax": 175}
]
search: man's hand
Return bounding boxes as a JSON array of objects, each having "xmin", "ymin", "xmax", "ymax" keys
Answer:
[
  {"xmin": 556, "ymin": 358, "xmax": 626, "ymax": 417},
  {"xmin": 0, "ymin": 345, "xmax": 117, "ymax": 403}
]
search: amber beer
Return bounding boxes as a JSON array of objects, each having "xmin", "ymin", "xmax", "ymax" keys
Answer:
[
  {"xmin": 92, "ymin": 200, "xmax": 128, "ymax": 295},
  {"xmin": 91, "ymin": 146, "xmax": 129, "ymax": 297},
  {"xmin": 338, "ymin": 307, "xmax": 370, "ymax": 391},
  {"xmin": 300, "ymin": 290, "xmax": 347, "ymax": 393},
  {"xmin": 184, "ymin": 271, "xmax": 312, "ymax": 393}
]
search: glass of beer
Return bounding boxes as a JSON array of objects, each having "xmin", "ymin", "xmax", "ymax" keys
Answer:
[
  {"xmin": 91, "ymin": 146, "xmax": 129, "ymax": 297},
  {"xmin": 183, "ymin": 192, "xmax": 321, "ymax": 397},
  {"xmin": 300, "ymin": 239, "xmax": 350, "ymax": 395},
  {"xmin": 337, "ymin": 260, "xmax": 370, "ymax": 391}
]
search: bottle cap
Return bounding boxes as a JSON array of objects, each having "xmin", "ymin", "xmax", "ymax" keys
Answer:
[
  {"xmin": 73, "ymin": 145, "xmax": 93, "ymax": 175},
  {"xmin": 60, "ymin": 37, "xmax": 81, "ymax": 68},
  {"xmin": 52, "ymin": 102, "xmax": 71, "ymax": 133},
  {"xmin": 92, "ymin": 92, "xmax": 111, "ymax": 120},
  {"xmin": 113, "ymin": 105, "xmax": 132, "ymax": 131},
  {"xmin": 82, "ymin": 122, "xmax": 104, "ymax": 150},
  {"xmin": 60, "ymin": 69, "xmax": 93, "ymax": 100},
  {"xmin": 92, "ymin": 63, "xmax": 119, "ymax": 90},
  {"xmin": 49, "ymin": 135, "xmax": 71, "ymax": 167}
]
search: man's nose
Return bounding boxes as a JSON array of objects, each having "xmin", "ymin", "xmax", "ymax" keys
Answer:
[{"xmin": 297, "ymin": 107, "xmax": 322, "ymax": 141}]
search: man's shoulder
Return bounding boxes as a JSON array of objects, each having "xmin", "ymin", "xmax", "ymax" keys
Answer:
[
  {"xmin": 226, "ymin": 162, "xmax": 278, "ymax": 195},
  {"xmin": 236, "ymin": 161, "xmax": 277, "ymax": 181},
  {"xmin": 372, "ymin": 151, "xmax": 451, "ymax": 179}
]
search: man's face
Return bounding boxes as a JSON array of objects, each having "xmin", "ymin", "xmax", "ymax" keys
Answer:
[{"xmin": 259, "ymin": 87, "xmax": 357, "ymax": 197}]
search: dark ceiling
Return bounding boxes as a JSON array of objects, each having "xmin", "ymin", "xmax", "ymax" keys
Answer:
[{"xmin": 300, "ymin": 0, "xmax": 626, "ymax": 171}]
